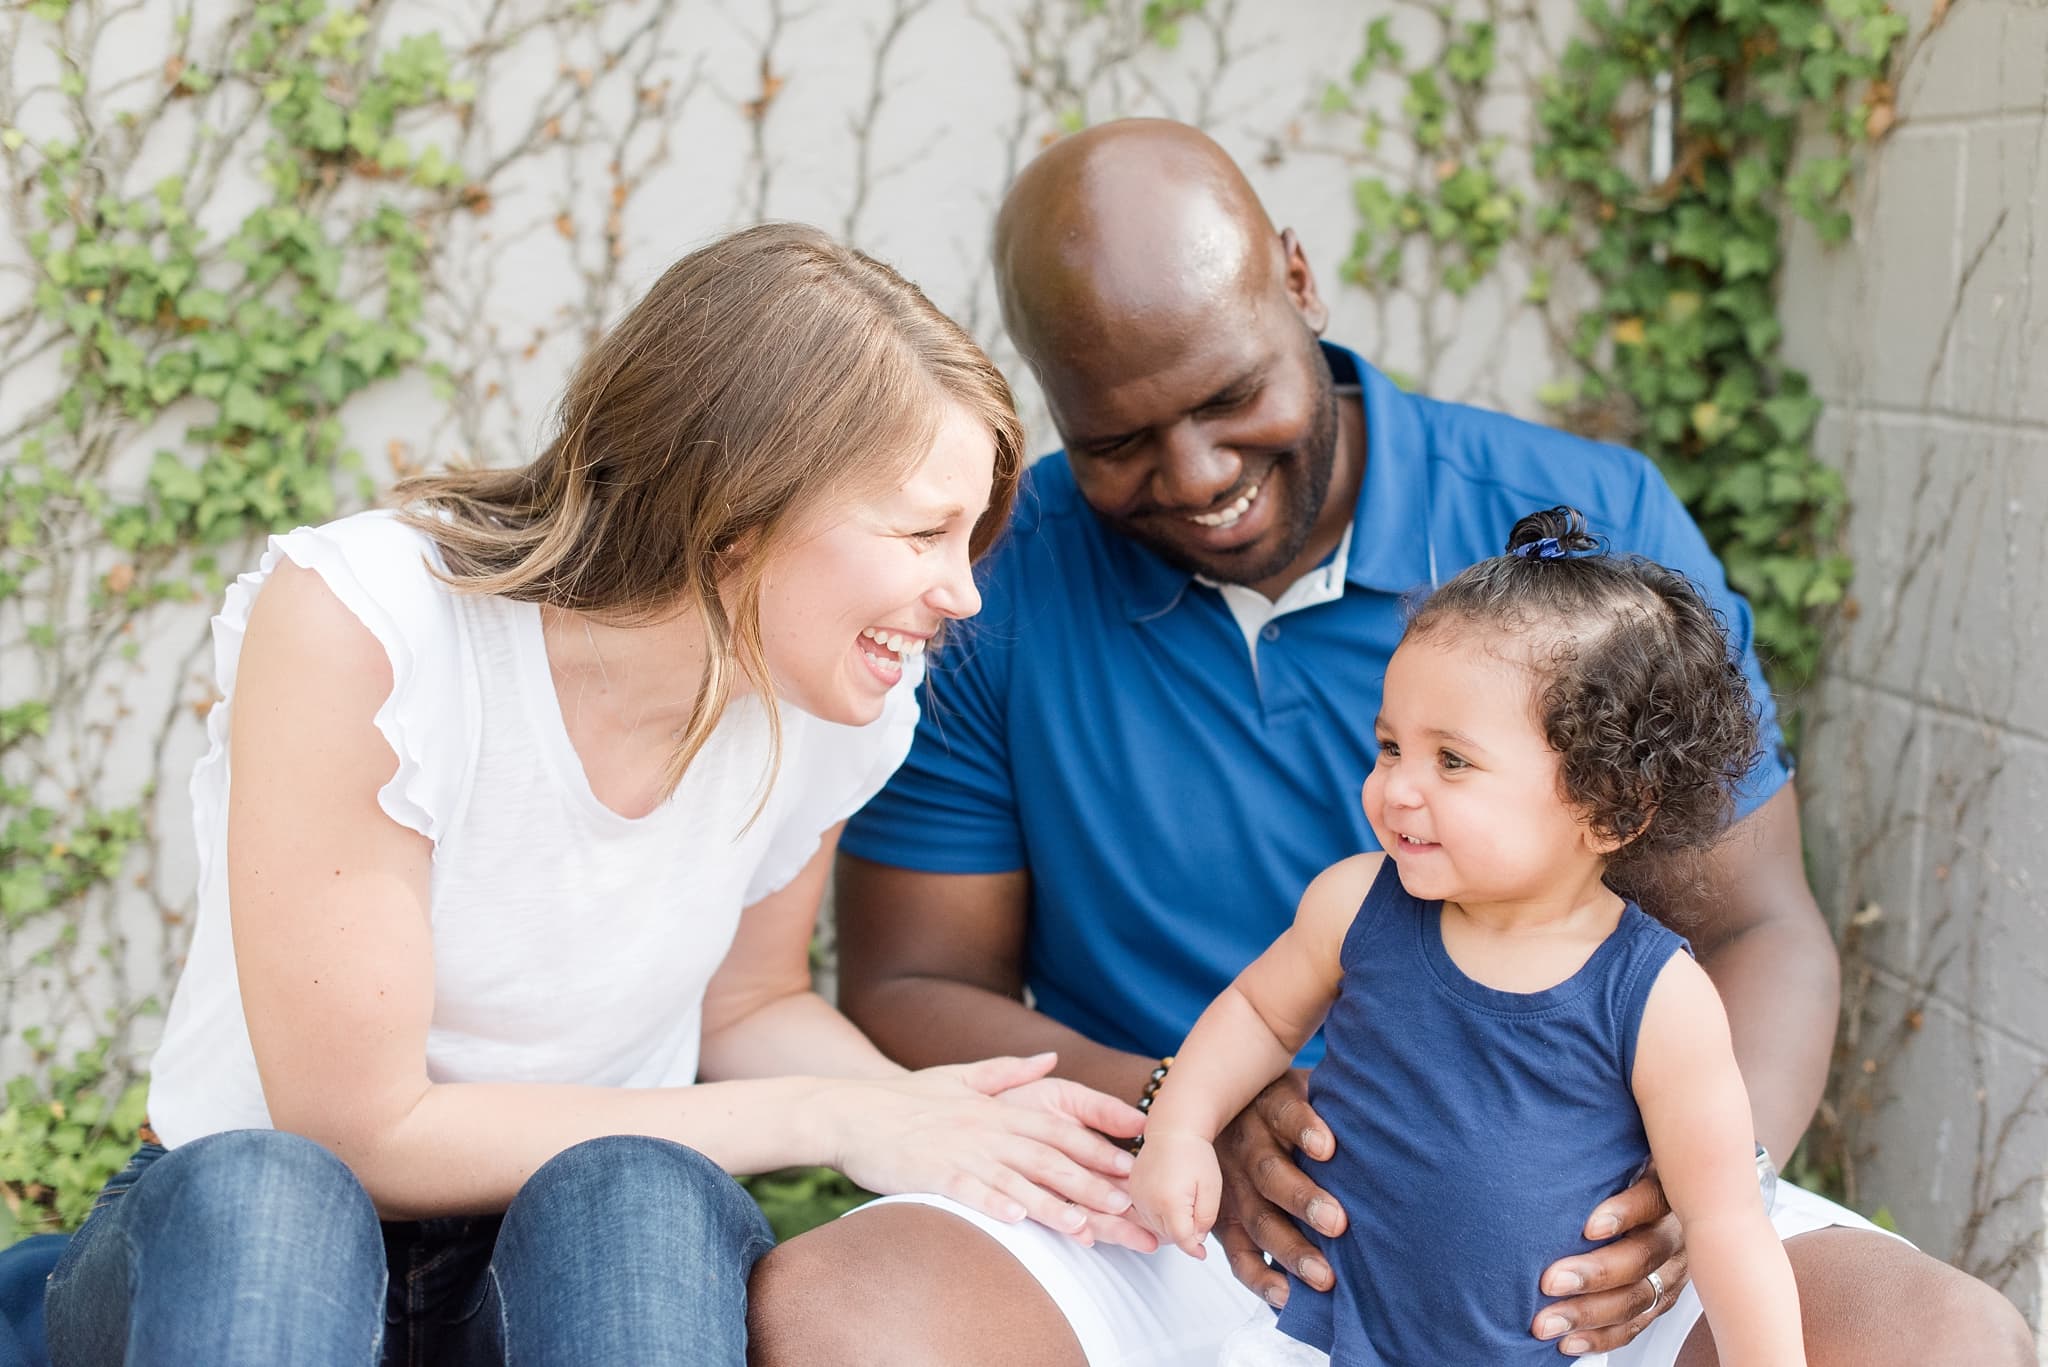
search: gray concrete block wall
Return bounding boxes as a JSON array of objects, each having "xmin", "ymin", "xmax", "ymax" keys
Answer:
[{"xmin": 1782, "ymin": 0, "xmax": 2048, "ymax": 1343}]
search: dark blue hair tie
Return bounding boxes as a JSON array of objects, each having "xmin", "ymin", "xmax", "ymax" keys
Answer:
[{"xmin": 1514, "ymin": 537, "xmax": 1569, "ymax": 560}]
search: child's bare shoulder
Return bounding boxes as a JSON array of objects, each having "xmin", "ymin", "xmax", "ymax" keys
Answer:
[
  {"xmin": 1643, "ymin": 943, "xmax": 1718, "ymax": 1008},
  {"xmin": 1296, "ymin": 852, "xmax": 1388, "ymax": 927},
  {"xmin": 1633, "ymin": 948, "xmax": 1736, "ymax": 1093}
]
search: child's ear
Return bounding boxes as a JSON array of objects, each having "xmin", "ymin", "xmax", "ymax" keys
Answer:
[{"xmin": 1584, "ymin": 805, "xmax": 1656, "ymax": 856}]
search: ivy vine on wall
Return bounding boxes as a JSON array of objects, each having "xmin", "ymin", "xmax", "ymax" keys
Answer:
[
  {"xmin": 1318, "ymin": 0, "xmax": 1900, "ymax": 686},
  {"xmin": 2, "ymin": 0, "xmax": 471, "ymax": 1241}
]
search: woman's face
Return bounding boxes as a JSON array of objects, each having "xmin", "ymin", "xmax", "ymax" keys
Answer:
[{"xmin": 755, "ymin": 401, "xmax": 997, "ymax": 726}]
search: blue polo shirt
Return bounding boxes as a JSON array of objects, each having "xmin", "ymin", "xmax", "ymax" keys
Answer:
[{"xmin": 841, "ymin": 344, "xmax": 1789, "ymax": 1062}]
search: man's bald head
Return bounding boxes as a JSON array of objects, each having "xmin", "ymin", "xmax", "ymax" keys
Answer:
[
  {"xmin": 993, "ymin": 119, "xmax": 1289, "ymax": 371},
  {"xmin": 986, "ymin": 120, "xmax": 1352, "ymax": 599}
]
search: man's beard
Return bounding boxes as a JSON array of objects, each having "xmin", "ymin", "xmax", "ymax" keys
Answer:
[{"xmin": 1117, "ymin": 339, "xmax": 1341, "ymax": 587}]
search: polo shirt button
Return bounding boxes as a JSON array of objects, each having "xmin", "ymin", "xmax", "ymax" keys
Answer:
[{"xmin": 1260, "ymin": 623, "xmax": 1282, "ymax": 642}]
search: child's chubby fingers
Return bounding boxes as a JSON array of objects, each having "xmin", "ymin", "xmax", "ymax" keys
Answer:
[
  {"xmin": 1144, "ymin": 1173, "xmax": 1217, "ymax": 1259},
  {"xmin": 1130, "ymin": 1127, "xmax": 1224, "ymax": 1259},
  {"xmin": 1162, "ymin": 1197, "xmax": 1209, "ymax": 1259},
  {"xmin": 1195, "ymin": 1164, "xmax": 1222, "ymax": 1238},
  {"xmin": 1126, "ymin": 1179, "xmax": 1190, "ymax": 1251},
  {"xmin": 1177, "ymin": 1166, "xmax": 1222, "ymax": 1259}
]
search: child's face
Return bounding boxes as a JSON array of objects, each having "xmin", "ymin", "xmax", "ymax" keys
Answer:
[{"xmin": 1364, "ymin": 631, "xmax": 1611, "ymax": 906}]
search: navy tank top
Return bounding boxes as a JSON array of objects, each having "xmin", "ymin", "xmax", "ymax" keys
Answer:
[{"xmin": 1273, "ymin": 857, "xmax": 1689, "ymax": 1366}]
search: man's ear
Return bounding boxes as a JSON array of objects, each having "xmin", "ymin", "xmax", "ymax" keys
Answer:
[{"xmin": 1279, "ymin": 228, "xmax": 1329, "ymax": 335}]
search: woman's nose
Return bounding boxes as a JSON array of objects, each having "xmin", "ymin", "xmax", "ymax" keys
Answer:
[{"xmin": 928, "ymin": 542, "xmax": 982, "ymax": 621}]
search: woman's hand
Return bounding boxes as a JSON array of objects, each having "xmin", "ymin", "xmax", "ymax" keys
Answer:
[
  {"xmin": 1213, "ymin": 1071, "xmax": 1346, "ymax": 1307},
  {"xmin": 1532, "ymin": 1168, "xmax": 1687, "ymax": 1354},
  {"xmin": 822, "ymin": 1052, "xmax": 1147, "ymax": 1247},
  {"xmin": 1129, "ymin": 1128, "xmax": 1223, "ymax": 1259},
  {"xmin": 993, "ymin": 1071, "xmax": 1159, "ymax": 1250},
  {"xmin": 992, "ymin": 1073, "xmax": 1147, "ymax": 1147}
]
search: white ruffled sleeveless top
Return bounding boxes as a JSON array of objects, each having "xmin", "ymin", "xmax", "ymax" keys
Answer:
[{"xmin": 147, "ymin": 509, "xmax": 919, "ymax": 1147}]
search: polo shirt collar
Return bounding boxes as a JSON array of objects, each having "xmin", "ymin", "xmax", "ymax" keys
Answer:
[
  {"xmin": 1109, "ymin": 516, "xmax": 1197, "ymax": 622},
  {"xmin": 1108, "ymin": 342, "xmax": 1434, "ymax": 621},
  {"xmin": 1336, "ymin": 345, "xmax": 1436, "ymax": 594}
]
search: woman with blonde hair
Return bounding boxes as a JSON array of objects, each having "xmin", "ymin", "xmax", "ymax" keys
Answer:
[{"xmin": 43, "ymin": 223, "xmax": 1145, "ymax": 1366}]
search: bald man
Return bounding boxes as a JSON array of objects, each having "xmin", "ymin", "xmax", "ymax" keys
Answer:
[{"xmin": 747, "ymin": 121, "xmax": 2031, "ymax": 1367}]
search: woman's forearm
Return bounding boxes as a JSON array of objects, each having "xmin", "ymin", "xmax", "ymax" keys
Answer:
[
  {"xmin": 341, "ymin": 1074, "xmax": 844, "ymax": 1219},
  {"xmin": 697, "ymin": 989, "xmax": 908, "ymax": 1083},
  {"xmin": 345, "ymin": 991, "xmax": 927, "ymax": 1217}
]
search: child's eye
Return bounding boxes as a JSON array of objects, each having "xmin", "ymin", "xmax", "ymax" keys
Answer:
[
  {"xmin": 1375, "ymin": 742, "xmax": 1398, "ymax": 761},
  {"xmin": 1438, "ymin": 750, "xmax": 1468, "ymax": 770},
  {"xmin": 907, "ymin": 527, "xmax": 948, "ymax": 547}
]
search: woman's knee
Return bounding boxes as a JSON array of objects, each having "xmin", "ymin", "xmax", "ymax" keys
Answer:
[
  {"xmin": 46, "ymin": 1131, "xmax": 384, "ymax": 1367},
  {"xmin": 514, "ymin": 1134, "xmax": 771, "ymax": 1261},
  {"xmin": 131, "ymin": 1129, "xmax": 378, "ymax": 1250}
]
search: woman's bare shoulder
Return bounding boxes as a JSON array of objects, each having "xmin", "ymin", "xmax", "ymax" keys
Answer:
[{"xmin": 245, "ymin": 558, "xmax": 392, "ymax": 681}]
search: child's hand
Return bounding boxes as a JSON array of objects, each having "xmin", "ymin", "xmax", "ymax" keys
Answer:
[{"xmin": 1130, "ymin": 1127, "xmax": 1223, "ymax": 1259}]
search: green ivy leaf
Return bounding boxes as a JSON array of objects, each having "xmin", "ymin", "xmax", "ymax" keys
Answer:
[{"xmin": 1762, "ymin": 392, "xmax": 1823, "ymax": 441}]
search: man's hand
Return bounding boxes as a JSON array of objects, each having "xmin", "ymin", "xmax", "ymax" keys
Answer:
[
  {"xmin": 1533, "ymin": 1168, "xmax": 1689, "ymax": 1355},
  {"xmin": 1211, "ymin": 1071, "xmax": 1346, "ymax": 1308}
]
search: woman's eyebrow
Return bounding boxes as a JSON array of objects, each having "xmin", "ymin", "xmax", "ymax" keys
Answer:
[{"xmin": 899, "ymin": 501, "xmax": 966, "ymax": 522}]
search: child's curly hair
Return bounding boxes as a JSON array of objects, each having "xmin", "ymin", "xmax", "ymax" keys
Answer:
[{"xmin": 1404, "ymin": 506, "xmax": 1762, "ymax": 912}]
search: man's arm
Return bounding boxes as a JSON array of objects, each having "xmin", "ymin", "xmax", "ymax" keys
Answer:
[
  {"xmin": 1690, "ymin": 782, "xmax": 1839, "ymax": 1161},
  {"xmin": 834, "ymin": 854, "xmax": 1162, "ymax": 1106}
]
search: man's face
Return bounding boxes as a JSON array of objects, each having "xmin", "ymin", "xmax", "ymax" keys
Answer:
[{"xmin": 1039, "ymin": 303, "xmax": 1340, "ymax": 587}]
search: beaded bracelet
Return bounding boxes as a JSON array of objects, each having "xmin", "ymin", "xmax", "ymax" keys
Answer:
[{"xmin": 1129, "ymin": 1055, "xmax": 1174, "ymax": 1151}]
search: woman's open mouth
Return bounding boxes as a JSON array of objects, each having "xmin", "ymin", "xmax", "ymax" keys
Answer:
[{"xmin": 857, "ymin": 625, "xmax": 926, "ymax": 684}]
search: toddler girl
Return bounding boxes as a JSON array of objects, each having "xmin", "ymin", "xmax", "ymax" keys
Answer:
[{"xmin": 1130, "ymin": 506, "xmax": 1805, "ymax": 1367}]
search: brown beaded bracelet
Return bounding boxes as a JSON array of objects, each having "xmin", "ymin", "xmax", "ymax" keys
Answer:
[{"xmin": 1129, "ymin": 1055, "xmax": 1174, "ymax": 1150}]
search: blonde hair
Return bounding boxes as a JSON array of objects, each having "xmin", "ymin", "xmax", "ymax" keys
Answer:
[{"xmin": 397, "ymin": 222, "xmax": 1024, "ymax": 798}]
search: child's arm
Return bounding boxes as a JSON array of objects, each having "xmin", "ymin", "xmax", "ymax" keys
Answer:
[
  {"xmin": 1633, "ymin": 952, "xmax": 1806, "ymax": 1367},
  {"xmin": 1130, "ymin": 853, "xmax": 1381, "ymax": 1257}
]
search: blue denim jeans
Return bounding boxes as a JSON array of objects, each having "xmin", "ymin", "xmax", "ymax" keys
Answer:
[{"xmin": 44, "ymin": 1129, "xmax": 775, "ymax": 1366}]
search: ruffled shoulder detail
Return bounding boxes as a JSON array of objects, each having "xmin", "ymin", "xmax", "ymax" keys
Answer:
[{"xmin": 189, "ymin": 510, "xmax": 475, "ymax": 890}]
